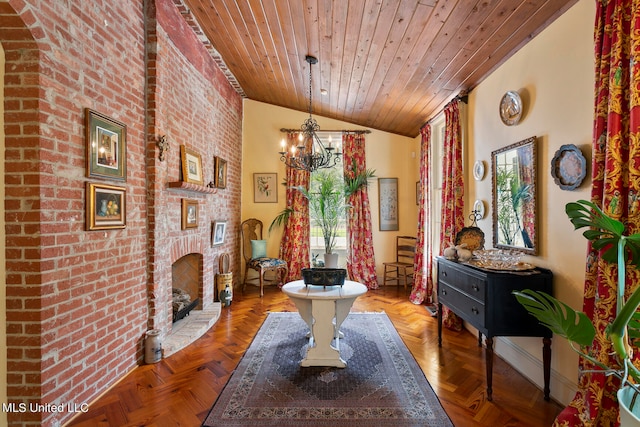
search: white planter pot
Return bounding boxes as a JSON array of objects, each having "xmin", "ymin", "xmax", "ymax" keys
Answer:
[
  {"xmin": 324, "ymin": 253, "xmax": 339, "ymax": 268},
  {"xmin": 618, "ymin": 386, "xmax": 640, "ymax": 426}
]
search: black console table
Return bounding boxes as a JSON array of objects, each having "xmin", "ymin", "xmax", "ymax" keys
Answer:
[{"xmin": 436, "ymin": 256, "xmax": 553, "ymax": 401}]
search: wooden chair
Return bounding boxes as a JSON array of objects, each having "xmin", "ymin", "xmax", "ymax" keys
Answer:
[
  {"xmin": 382, "ymin": 236, "xmax": 416, "ymax": 289},
  {"xmin": 241, "ymin": 218, "xmax": 288, "ymax": 297}
]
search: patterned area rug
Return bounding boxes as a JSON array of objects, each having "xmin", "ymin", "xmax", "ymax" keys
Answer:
[{"xmin": 202, "ymin": 312, "xmax": 453, "ymax": 427}]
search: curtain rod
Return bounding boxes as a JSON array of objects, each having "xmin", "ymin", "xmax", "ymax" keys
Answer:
[
  {"xmin": 420, "ymin": 91, "xmax": 469, "ymax": 130},
  {"xmin": 280, "ymin": 128, "xmax": 371, "ymax": 134}
]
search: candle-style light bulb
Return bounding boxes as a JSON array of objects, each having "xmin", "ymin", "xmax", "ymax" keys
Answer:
[{"xmin": 327, "ymin": 135, "xmax": 333, "ymax": 149}]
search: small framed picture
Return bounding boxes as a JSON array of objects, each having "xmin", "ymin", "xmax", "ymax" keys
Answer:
[
  {"xmin": 86, "ymin": 182, "xmax": 126, "ymax": 230},
  {"xmin": 253, "ymin": 173, "xmax": 277, "ymax": 203},
  {"xmin": 181, "ymin": 199, "xmax": 198, "ymax": 230},
  {"xmin": 211, "ymin": 221, "xmax": 227, "ymax": 246},
  {"xmin": 180, "ymin": 145, "xmax": 204, "ymax": 186},
  {"xmin": 378, "ymin": 178, "xmax": 399, "ymax": 231},
  {"xmin": 85, "ymin": 108, "xmax": 127, "ymax": 181},
  {"xmin": 214, "ymin": 157, "xmax": 227, "ymax": 189}
]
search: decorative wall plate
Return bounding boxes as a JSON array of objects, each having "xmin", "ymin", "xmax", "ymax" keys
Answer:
[
  {"xmin": 473, "ymin": 199, "xmax": 485, "ymax": 219},
  {"xmin": 455, "ymin": 226, "xmax": 485, "ymax": 251},
  {"xmin": 499, "ymin": 91, "xmax": 523, "ymax": 126},
  {"xmin": 473, "ymin": 160, "xmax": 485, "ymax": 181},
  {"xmin": 550, "ymin": 144, "xmax": 587, "ymax": 190}
]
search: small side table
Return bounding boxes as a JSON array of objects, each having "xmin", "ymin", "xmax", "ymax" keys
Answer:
[{"xmin": 282, "ymin": 280, "xmax": 367, "ymax": 368}]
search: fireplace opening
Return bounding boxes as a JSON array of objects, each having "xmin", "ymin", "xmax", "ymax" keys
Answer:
[
  {"xmin": 172, "ymin": 253, "xmax": 203, "ymax": 323},
  {"xmin": 172, "ymin": 288, "xmax": 199, "ymax": 322}
]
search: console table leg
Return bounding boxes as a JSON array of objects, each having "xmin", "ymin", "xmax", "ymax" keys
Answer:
[
  {"xmin": 478, "ymin": 331, "xmax": 482, "ymax": 347},
  {"xmin": 437, "ymin": 303, "xmax": 443, "ymax": 347},
  {"xmin": 543, "ymin": 337, "xmax": 551, "ymax": 401},
  {"xmin": 485, "ymin": 336, "xmax": 494, "ymax": 402}
]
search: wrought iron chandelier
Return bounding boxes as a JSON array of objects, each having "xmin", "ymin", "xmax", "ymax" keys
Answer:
[{"xmin": 279, "ymin": 55, "xmax": 341, "ymax": 172}]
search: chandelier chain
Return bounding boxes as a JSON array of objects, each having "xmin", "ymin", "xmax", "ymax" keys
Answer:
[{"xmin": 308, "ymin": 57, "xmax": 313, "ymax": 117}]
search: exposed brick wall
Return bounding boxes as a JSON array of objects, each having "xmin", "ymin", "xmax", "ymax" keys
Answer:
[
  {"xmin": 149, "ymin": 0, "xmax": 242, "ymax": 332},
  {"xmin": 1, "ymin": 0, "xmax": 243, "ymax": 425}
]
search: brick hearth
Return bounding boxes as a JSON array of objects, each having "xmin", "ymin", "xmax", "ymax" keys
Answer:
[{"xmin": 163, "ymin": 303, "xmax": 222, "ymax": 358}]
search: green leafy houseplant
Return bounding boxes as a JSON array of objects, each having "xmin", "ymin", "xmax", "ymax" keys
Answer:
[
  {"xmin": 270, "ymin": 160, "xmax": 375, "ymax": 256},
  {"xmin": 513, "ymin": 200, "xmax": 640, "ymax": 413}
]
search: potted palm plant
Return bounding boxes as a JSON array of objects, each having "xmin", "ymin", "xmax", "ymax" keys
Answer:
[
  {"xmin": 513, "ymin": 200, "xmax": 640, "ymax": 424},
  {"xmin": 270, "ymin": 160, "xmax": 374, "ymax": 268}
]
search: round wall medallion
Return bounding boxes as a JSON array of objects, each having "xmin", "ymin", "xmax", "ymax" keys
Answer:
[
  {"xmin": 473, "ymin": 160, "xmax": 485, "ymax": 181},
  {"xmin": 499, "ymin": 91, "xmax": 523, "ymax": 126},
  {"xmin": 550, "ymin": 144, "xmax": 587, "ymax": 190},
  {"xmin": 473, "ymin": 199, "xmax": 486, "ymax": 219}
]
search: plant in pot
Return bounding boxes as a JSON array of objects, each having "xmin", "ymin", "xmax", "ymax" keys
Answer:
[
  {"xmin": 513, "ymin": 200, "xmax": 640, "ymax": 424},
  {"xmin": 270, "ymin": 160, "xmax": 374, "ymax": 268}
]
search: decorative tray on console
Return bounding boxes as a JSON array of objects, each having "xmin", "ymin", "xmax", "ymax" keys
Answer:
[
  {"xmin": 467, "ymin": 249, "xmax": 536, "ymax": 271},
  {"xmin": 467, "ymin": 259, "xmax": 536, "ymax": 271},
  {"xmin": 301, "ymin": 268, "xmax": 347, "ymax": 287}
]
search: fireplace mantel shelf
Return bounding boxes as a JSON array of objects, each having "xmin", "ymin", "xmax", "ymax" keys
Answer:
[{"xmin": 167, "ymin": 181, "xmax": 217, "ymax": 194}]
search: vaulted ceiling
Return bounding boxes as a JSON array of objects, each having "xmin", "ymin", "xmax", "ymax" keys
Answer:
[{"xmin": 180, "ymin": 0, "xmax": 579, "ymax": 137}]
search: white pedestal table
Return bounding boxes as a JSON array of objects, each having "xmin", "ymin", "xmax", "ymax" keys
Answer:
[{"xmin": 281, "ymin": 280, "xmax": 368, "ymax": 368}]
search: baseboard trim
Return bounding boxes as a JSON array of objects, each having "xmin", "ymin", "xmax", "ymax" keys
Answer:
[
  {"xmin": 461, "ymin": 323, "xmax": 577, "ymax": 406},
  {"xmin": 494, "ymin": 336, "xmax": 578, "ymax": 406}
]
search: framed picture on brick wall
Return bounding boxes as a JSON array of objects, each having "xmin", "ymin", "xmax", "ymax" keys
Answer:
[
  {"xmin": 86, "ymin": 182, "xmax": 126, "ymax": 230},
  {"xmin": 214, "ymin": 156, "xmax": 227, "ymax": 189},
  {"xmin": 212, "ymin": 220, "xmax": 227, "ymax": 246},
  {"xmin": 180, "ymin": 145, "xmax": 204, "ymax": 186},
  {"xmin": 181, "ymin": 199, "xmax": 198, "ymax": 230},
  {"xmin": 85, "ymin": 108, "xmax": 127, "ymax": 181}
]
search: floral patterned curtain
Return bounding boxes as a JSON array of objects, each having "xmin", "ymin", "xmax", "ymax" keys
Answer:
[
  {"xmin": 410, "ymin": 125, "xmax": 434, "ymax": 304},
  {"xmin": 279, "ymin": 132, "xmax": 310, "ymax": 282},
  {"xmin": 553, "ymin": 2, "xmax": 640, "ymax": 425},
  {"xmin": 342, "ymin": 133, "xmax": 378, "ymax": 288},
  {"xmin": 439, "ymin": 99, "xmax": 463, "ymax": 331}
]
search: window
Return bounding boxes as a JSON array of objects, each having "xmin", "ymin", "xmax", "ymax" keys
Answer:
[
  {"xmin": 430, "ymin": 113, "xmax": 445, "ymax": 259},
  {"xmin": 309, "ymin": 131, "xmax": 346, "ymax": 267}
]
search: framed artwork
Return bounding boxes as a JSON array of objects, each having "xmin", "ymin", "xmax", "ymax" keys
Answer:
[
  {"xmin": 253, "ymin": 173, "xmax": 277, "ymax": 203},
  {"xmin": 180, "ymin": 145, "xmax": 204, "ymax": 186},
  {"xmin": 214, "ymin": 157, "xmax": 227, "ymax": 188},
  {"xmin": 181, "ymin": 199, "xmax": 198, "ymax": 230},
  {"xmin": 378, "ymin": 178, "xmax": 399, "ymax": 231},
  {"xmin": 211, "ymin": 221, "xmax": 227, "ymax": 246},
  {"xmin": 86, "ymin": 182, "xmax": 126, "ymax": 230},
  {"xmin": 85, "ymin": 108, "xmax": 127, "ymax": 181}
]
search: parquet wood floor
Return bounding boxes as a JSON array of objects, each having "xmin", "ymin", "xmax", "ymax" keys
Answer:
[{"xmin": 67, "ymin": 285, "xmax": 564, "ymax": 426}]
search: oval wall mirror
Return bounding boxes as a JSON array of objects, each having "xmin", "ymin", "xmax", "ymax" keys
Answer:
[{"xmin": 491, "ymin": 136, "xmax": 537, "ymax": 254}]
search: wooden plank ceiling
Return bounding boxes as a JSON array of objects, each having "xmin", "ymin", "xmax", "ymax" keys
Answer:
[{"xmin": 180, "ymin": 0, "xmax": 579, "ymax": 138}]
